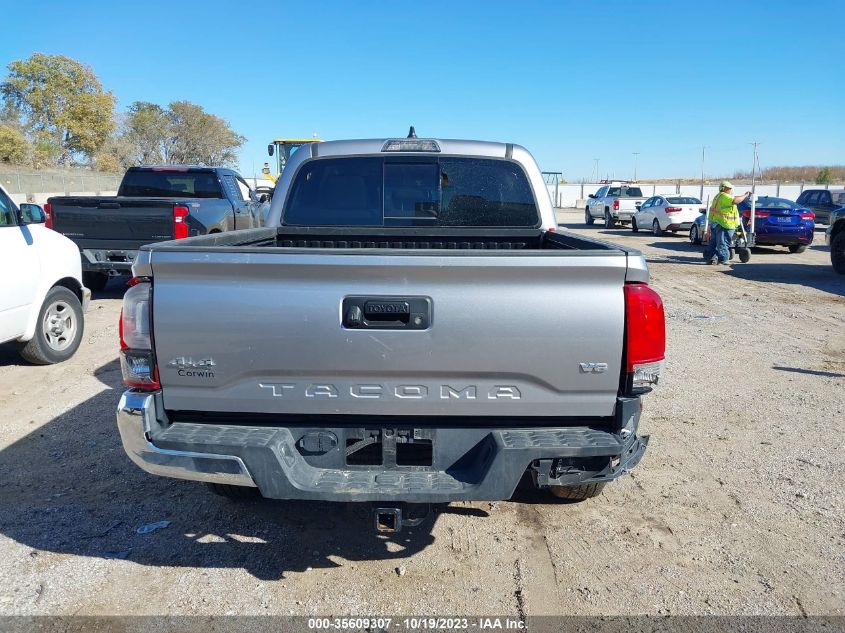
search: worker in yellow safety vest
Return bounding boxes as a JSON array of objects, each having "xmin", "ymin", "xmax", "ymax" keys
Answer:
[{"xmin": 704, "ymin": 181, "xmax": 751, "ymax": 265}]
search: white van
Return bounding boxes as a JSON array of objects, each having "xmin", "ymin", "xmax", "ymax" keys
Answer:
[{"xmin": 0, "ymin": 185, "xmax": 90, "ymax": 364}]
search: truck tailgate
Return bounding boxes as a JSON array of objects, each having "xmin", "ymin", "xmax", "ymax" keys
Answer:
[
  {"xmin": 151, "ymin": 250, "xmax": 627, "ymax": 418},
  {"xmin": 617, "ymin": 199, "xmax": 645, "ymax": 211},
  {"xmin": 52, "ymin": 197, "xmax": 175, "ymax": 245}
]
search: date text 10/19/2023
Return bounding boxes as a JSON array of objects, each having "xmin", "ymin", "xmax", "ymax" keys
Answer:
[{"xmin": 307, "ymin": 617, "xmax": 527, "ymax": 630}]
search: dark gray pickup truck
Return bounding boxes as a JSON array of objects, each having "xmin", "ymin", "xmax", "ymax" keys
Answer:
[
  {"xmin": 47, "ymin": 166, "xmax": 267, "ymax": 290},
  {"xmin": 116, "ymin": 137, "xmax": 666, "ymax": 531}
]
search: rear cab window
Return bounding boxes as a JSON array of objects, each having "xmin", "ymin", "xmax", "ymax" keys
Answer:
[
  {"xmin": 221, "ymin": 175, "xmax": 244, "ymax": 202},
  {"xmin": 607, "ymin": 186, "xmax": 644, "ymax": 198},
  {"xmin": 119, "ymin": 169, "xmax": 223, "ymax": 198},
  {"xmin": 283, "ymin": 157, "xmax": 539, "ymax": 227}
]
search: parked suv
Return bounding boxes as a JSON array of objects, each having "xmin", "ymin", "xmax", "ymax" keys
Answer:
[{"xmin": 795, "ymin": 189, "xmax": 845, "ymax": 225}]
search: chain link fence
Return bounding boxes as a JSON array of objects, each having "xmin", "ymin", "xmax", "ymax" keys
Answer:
[{"xmin": 0, "ymin": 170, "xmax": 123, "ymax": 196}]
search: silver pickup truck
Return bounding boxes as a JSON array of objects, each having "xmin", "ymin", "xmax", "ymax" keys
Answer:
[
  {"xmin": 116, "ymin": 136, "xmax": 665, "ymax": 530},
  {"xmin": 586, "ymin": 183, "xmax": 647, "ymax": 228}
]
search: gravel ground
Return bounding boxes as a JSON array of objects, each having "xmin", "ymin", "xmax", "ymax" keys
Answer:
[{"xmin": 0, "ymin": 208, "xmax": 842, "ymax": 617}]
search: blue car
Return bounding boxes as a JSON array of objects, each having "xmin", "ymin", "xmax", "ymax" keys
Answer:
[{"xmin": 690, "ymin": 196, "xmax": 815, "ymax": 253}]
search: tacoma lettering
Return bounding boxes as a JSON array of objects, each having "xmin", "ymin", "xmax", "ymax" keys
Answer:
[{"xmin": 258, "ymin": 383, "xmax": 519, "ymax": 400}]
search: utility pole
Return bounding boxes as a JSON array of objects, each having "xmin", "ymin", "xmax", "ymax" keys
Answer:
[
  {"xmin": 700, "ymin": 146, "xmax": 707, "ymax": 200},
  {"xmin": 592, "ymin": 158, "xmax": 599, "ymax": 182},
  {"xmin": 749, "ymin": 141, "xmax": 760, "ymax": 235},
  {"xmin": 632, "ymin": 152, "xmax": 640, "ymax": 181}
]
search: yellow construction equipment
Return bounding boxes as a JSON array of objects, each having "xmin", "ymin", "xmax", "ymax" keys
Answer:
[{"xmin": 263, "ymin": 138, "xmax": 322, "ymax": 184}]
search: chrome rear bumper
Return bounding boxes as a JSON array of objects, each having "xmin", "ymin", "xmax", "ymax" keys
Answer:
[
  {"xmin": 116, "ymin": 391, "xmax": 256, "ymax": 487},
  {"xmin": 116, "ymin": 391, "xmax": 646, "ymax": 503}
]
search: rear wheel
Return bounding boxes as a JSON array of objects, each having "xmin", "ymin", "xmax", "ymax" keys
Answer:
[
  {"xmin": 631, "ymin": 217, "xmax": 639, "ymax": 232},
  {"xmin": 19, "ymin": 286, "xmax": 84, "ymax": 365},
  {"xmin": 548, "ymin": 482, "xmax": 607, "ymax": 501},
  {"xmin": 604, "ymin": 210, "xmax": 614, "ymax": 229},
  {"xmin": 788, "ymin": 244, "xmax": 807, "ymax": 254},
  {"xmin": 652, "ymin": 219, "xmax": 663, "ymax": 237},
  {"xmin": 738, "ymin": 248, "xmax": 751, "ymax": 263},
  {"xmin": 831, "ymin": 231, "xmax": 845, "ymax": 274},
  {"xmin": 585, "ymin": 208, "xmax": 594, "ymax": 225},
  {"xmin": 82, "ymin": 271, "xmax": 109, "ymax": 292},
  {"xmin": 206, "ymin": 483, "xmax": 261, "ymax": 500}
]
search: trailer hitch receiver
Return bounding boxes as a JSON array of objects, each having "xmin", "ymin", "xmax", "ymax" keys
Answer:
[{"xmin": 373, "ymin": 504, "xmax": 430, "ymax": 533}]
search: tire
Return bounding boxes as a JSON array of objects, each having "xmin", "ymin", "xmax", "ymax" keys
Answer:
[
  {"xmin": 585, "ymin": 208, "xmax": 594, "ymax": 225},
  {"xmin": 548, "ymin": 482, "xmax": 607, "ymax": 501},
  {"xmin": 604, "ymin": 210, "xmax": 614, "ymax": 229},
  {"xmin": 788, "ymin": 244, "xmax": 807, "ymax": 254},
  {"xmin": 631, "ymin": 217, "xmax": 639, "ymax": 232},
  {"xmin": 652, "ymin": 219, "xmax": 663, "ymax": 237},
  {"xmin": 206, "ymin": 483, "xmax": 261, "ymax": 500},
  {"xmin": 82, "ymin": 271, "xmax": 109, "ymax": 292},
  {"xmin": 832, "ymin": 231, "xmax": 845, "ymax": 275},
  {"xmin": 738, "ymin": 248, "xmax": 751, "ymax": 263},
  {"xmin": 19, "ymin": 286, "xmax": 84, "ymax": 365},
  {"xmin": 689, "ymin": 225, "xmax": 700, "ymax": 245},
  {"xmin": 729, "ymin": 248, "xmax": 735, "ymax": 261}
]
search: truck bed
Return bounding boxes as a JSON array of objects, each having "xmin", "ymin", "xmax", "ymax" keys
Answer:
[{"xmin": 140, "ymin": 226, "xmax": 635, "ymax": 253}]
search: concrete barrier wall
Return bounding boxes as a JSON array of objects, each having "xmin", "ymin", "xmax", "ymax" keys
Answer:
[
  {"xmin": 547, "ymin": 182, "xmax": 839, "ymax": 208},
  {"xmin": 10, "ymin": 192, "xmax": 118, "ymax": 205}
]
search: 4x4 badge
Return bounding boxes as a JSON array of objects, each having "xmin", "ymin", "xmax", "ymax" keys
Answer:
[
  {"xmin": 167, "ymin": 357, "xmax": 216, "ymax": 369},
  {"xmin": 579, "ymin": 362, "xmax": 608, "ymax": 373}
]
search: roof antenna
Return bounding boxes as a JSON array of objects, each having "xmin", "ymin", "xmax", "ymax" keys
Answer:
[{"xmin": 407, "ymin": 126, "xmax": 417, "ymax": 139}]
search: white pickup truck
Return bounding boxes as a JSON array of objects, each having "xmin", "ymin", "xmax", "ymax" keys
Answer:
[
  {"xmin": 586, "ymin": 183, "xmax": 647, "ymax": 228},
  {"xmin": 0, "ymin": 185, "xmax": 90, "ymax": 364}
]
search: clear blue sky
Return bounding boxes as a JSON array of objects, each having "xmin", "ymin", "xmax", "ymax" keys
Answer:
[{"xmin": 2, "ymin": 0, "xmax": 843, "ymax": 180}]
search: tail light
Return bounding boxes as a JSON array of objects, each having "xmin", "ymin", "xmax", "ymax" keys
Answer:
[
  {"xmin": 623, "ymin": 283, "xmax": 665, "ymax": 393},
  {"xmin": 43, "ymin": 202, "xmax": 53, "ymax": 229},
  {"xmin": 664, "ymin": 207, "xmax": 682, "ymax": 214},
  {"xmin": 800, "ymin": 212, "xmax": 815, "ymax": 220},
  {"xmin": 119, "ymin": 279, "xmax": 160, "ymax": 390},
  {"xmin": 742, "ymin": 210, "xmax": 769, "ymax": 218},
  {"xmin": 173, "ymin": 205, "xmax": 189, "ymax": 239},
  {"xmin": 613, "ymin": 200, "xmax": 620, "ymax": 211}
]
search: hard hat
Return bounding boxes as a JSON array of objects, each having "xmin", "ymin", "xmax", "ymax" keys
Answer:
[{"xmin": 720, "ymin": 180, "xmax": 733, "ymax": 190}]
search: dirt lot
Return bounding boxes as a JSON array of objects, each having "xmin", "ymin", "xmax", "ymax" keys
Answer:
[{"xmin": 1, "ymin": 208, "xmax": 843, "ymax": 617}]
